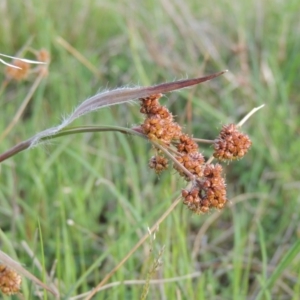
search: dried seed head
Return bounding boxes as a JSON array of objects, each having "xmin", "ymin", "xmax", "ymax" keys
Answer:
[
  {"xmin": 197, "ymin": 164, "xmax": 227, "ymax": 209},
  {"xmin": 162, "ymin": 122, "xmax": 182, "ymax": 143},
  {"xmin": 142, "ymin": 116, "xmax": 173, "ymax": 142},
  {"xmin": 182, "ymin": 164, "xmax": 227, "ymax": 214},
  {"xmin": 140, "ymin": 95, "xmax": 182, "ymax": 144},
  {"xmin": 35, "ymin": 49, "xmax": 50, "ymax": 77},
  {"xmin": 177, "ymin": 134, "xmax": 199, "ymax": 154},
  {"xmin": 181, "ymin": 186, "xmax": 201, "ymax": 208},
  {"xmin": 149, "ymin": 155, "xmax": 169, "ymax": 174},
  {"xmin": 213, "ymin": 124, "xmax": 252, "ymax": 160},
  {"xmin": 140, "ymin": 94, "xmax": 163, "ymax": 115},
  {"xmin": 36, "ymin": 48, "xmax": 51, "ymax": 63},
  {"xmin": 0, "ymin": 264, "xmax": 22, "ymax": 295},
  {"xmin": 174, "ymin": 152, "xmax": 204, "ymax": 180},
  {"xmin": 5, "ymin": 59, "xmax": 30, "ymax": 81}
]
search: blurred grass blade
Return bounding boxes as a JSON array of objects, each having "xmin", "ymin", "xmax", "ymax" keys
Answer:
[
  {"xmin": 257, "ymin": 221, "xmax": 270, "ymax": 299},
  {"xmin": 0, "ymin": 250, "xmax": 57, "ymax": 296},
  {"xmin": 0, "ymin": 52, "xmax": 46, "ymax": 66},
  {"xmin": 256, "ymin": 238, "xmax": 300, "ymax": 300}
]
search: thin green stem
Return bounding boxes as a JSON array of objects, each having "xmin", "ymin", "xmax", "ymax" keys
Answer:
[
  {"xmin": 0, "ymin": 125, "xmax": 145, "ymax": 163},
  {"xmin": 46, "ymin": 125, "xmax": 146, "ymax": 140}
]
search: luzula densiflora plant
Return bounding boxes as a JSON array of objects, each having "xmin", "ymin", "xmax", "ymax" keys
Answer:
[
  {"xmin": 0, "ymin": 54, "xmax": 264, "ymax": 296},
  {"xmin": 0, "ymin": 67, "xmax": 262, "ymax": 214},
  {"xmin": 136, "ymin": 92, "xmax": 252, "ymax": 214}
]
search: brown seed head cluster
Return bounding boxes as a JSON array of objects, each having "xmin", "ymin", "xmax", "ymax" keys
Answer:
[
  {"xmin": 213, "ymin": 123, "xmax": 252, "ymax": 160},
  {"xmin": 4, "ymin": 48, "xmax": 50, "ymax": 81},
  {"xmin": 182, "ymin": 164, "xmax": 226, "ymax": 213},
  {"xmin": 36, "ymin": 48, "xmax": 50, "ymax": 77},
  {"xmin": 140, "ymin": 94, "xmax": 252, "ymax": 214},
  {"xmin": 174, "ymin": 134, "xmax": 205, "ymax": 180},
  {"xmin": 149, "ymin": 155, "xmax": 168, "ymax": 174},
  {"xmin": 5, "ymin": 59, "xmax": 30, "ymax": 81},
  {"xmin": 140, "ymin": 94, "xmax": 205, "ymax": 180},
  {"xmin": 140, "ymin": 94, "xmax": 182, "ymax": 144},
  {"xmin": 176, "ymin": 134, "xmax": 199, "ymax": 153},
  {"xmin": 174, "ymin": 152, "xmax": 205, "ymax": 180},
  {"xmin": 36, "ymin": 48, "xmax": 51, "ymax": 63},
  {"xmin": 0, "ymin": 264, "xmax": 22, "ymax": 295}
]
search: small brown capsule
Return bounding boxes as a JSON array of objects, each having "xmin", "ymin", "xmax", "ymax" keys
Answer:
[
  {"xmin": 186, "ymin": 195, "xmax": 194, "ymax": 203},
  {"xmin": 147, "ymin": 133, "xmax": 156, "ymax": 140},
  {"xmin": 190, "ymin": 188, "xmax": 199, "ymax": 198},
  {"xmin": 200, "ymin": 206, "xmax": 209, "ymax": 213},
  {"xmin": 182, "ymin": 189, "xmax": 189, "ymax": 198}
]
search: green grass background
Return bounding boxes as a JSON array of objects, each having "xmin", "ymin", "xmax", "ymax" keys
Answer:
[{"xmin": 1, "ymin": 0, "xmax": 300, "ymax": 299}]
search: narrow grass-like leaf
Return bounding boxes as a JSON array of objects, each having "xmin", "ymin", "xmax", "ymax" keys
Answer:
[
  {"xmin": 256, "ymin": 238, "xmax": 300, "ymax": 300},
  {"xmin": 0, "ymin": 71, "xmax": 226, "ymax": 162},
  {"xmin": 37, "ymin": 221, "xmax": 48, "ymax": 300},
  {"xmin": 0, "ymin": 250, "xmax": 57, "ymax": 296},
  {"xmin": 256, "ymin": 221, "xmax": 270, "ymax": 299},
  {"xmin": 0, "ymin": 53, "xmax": 47, "ymax": 69}
]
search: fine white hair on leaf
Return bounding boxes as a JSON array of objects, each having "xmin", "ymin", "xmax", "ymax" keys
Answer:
[
  {"xmin": 29, "ymin": 117, "xmax": 73, "ymax": 148},
  {"xmin": 26, "ymin": 71, "xmax": 227, "ymax": 148}
]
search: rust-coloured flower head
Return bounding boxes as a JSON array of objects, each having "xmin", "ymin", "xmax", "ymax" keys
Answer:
[
  {"xmin": 149, "ymin": 155, "xmax": 169, "ymax": 174},
  {"xmin": 176, "ymin": 134, "xmax": 199, "ymax": 154},
  {"xmin": 142, "ymin": 116, "xmax": 165, "ymax": 141},
  {"xmin": 142, "ymin": 115, "xmax": 181, "ymax": 145},
  {"xmin": 140, "ymin": 94, "xmax": 163, "ymax": 115},
  {"xmin": 198, "ymin": 164, "xmax": 227, "ymax": 209},
  {"xmin": 213, "ymin": 124, "xmax": 252, "ymax": 160},
  {"xmin": 0, "ymin": 264, "xmax": 22, "ymax": 295},
  {"xmin": 36, "ymin": 48, "xmax": 50, "ymax": 77},
  {"xmin": 182, "ymin": 164, "xmax": 227, "ymax": 214},
  {"xmin": 181, "ymin": 186, "xmax": 209, "ymax": 214},
  {"xmin": 162, "ymin": 121, "xmax": 182, "ymax": 143},
  {"xmin": 175, "ymin": 152, "xmax": 205, "ymax": 180},
  {"xmin": 5, "ymin": 59, "xmax": 30, "ymax": 81},
  {"xmin": 36, "ymin": 48, "xmax": 51, "ymax": 63},
  {"xmin": 140, "ymin": 94, "xmax": 182, "ymax": 144}
]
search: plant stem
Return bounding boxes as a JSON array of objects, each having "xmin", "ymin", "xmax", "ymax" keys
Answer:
[
  {"xmin": 193, "ymin": 138, "xmax": 215, "ymax": 144},
  {"xmin": 0, "ymin": 71, "xmax": 45, "ymax": 142},
  {"xmin": 0, "ymin": 125, "xmax": 145, "ymax": 163},
  {"xmin": 237, "ymin": 104, "xmax": 265, "ymax": 127},
  {"xmin": 0, "ymin": 139, "xmax": 32, "ymax": 163},
  {"xmin": 151, "ymin": 141, "xmax": 195, "ymax": 181}
]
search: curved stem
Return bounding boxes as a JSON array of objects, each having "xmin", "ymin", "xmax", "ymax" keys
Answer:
[
  {"xmin": 237, "ymin": 104, "xmax": 265, "ymax": 127},
  {"xmin": 0, "ymin": 125, "xmax": 146, "ymax": 163},
  {"xmin": 45, "ymin": 125, "xmax": 146, "ymax": 140},
  {"xmin": 0, "ymin": 139, "xmax": 33, "ymax": 163},
  {"xmin": 164, "ymin": 145, "xmax": 182, "ymax": 156}
]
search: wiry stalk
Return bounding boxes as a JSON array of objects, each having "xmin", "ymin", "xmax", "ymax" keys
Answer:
[{"xmin": 0, "ymin": 126, "xmax": 144, "ymax": 163}]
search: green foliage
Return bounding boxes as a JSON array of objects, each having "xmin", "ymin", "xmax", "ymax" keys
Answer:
[{"xmin": 1, "ymin": 0, "xmax": 300, "ymax": 299}]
